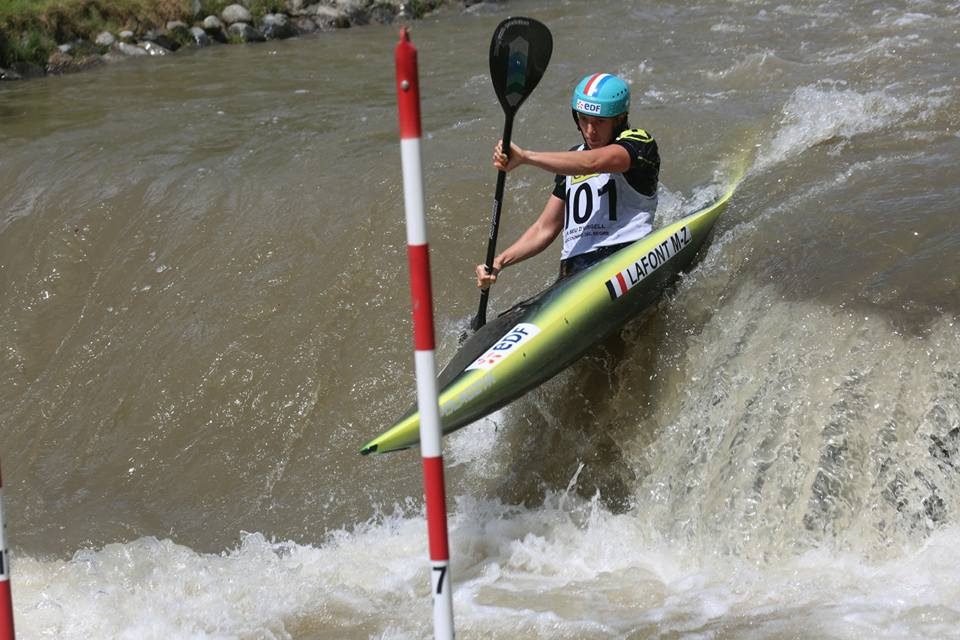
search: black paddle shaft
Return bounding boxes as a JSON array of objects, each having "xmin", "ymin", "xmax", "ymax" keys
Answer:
[
  {"xmin": 471, "ymin": 17, "xmax": 553, "ymax": 332},
  {"xmin": 474, "ymin": 116, "xmax": 513, "ymax": 331}
]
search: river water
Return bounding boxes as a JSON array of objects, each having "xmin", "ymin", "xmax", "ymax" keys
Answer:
[{"xmin": 1, "ymin": 0, "xmax": 959, "ymax": 637}]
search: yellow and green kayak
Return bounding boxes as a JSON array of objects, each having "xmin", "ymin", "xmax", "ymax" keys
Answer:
[{"xmin": 360, "ymin": 184, "xmax": 736, "ymax": 455}]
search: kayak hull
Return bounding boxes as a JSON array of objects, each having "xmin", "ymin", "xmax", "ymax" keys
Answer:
[{"xmin": 361, "ymin": 186, "xmax": 734, "ymax": 455}]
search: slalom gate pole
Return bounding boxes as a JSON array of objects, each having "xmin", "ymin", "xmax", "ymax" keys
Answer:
[
  {"xmin": 394, "ymin": 27, "xmax": 455, "ymax": 639},
  {"xmin": 0, "ymin": 464, "xmax": 14, "ymax": 640}
]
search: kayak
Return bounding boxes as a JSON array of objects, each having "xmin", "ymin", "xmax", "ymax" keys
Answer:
[{"xmin": 360, "ymin": 183, "xmax": 736, "ymax": 456}]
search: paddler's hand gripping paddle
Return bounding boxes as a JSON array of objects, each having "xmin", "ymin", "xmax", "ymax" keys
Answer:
[{"xmin": 470, "ymin": 17, "xmax": 553, "ymax": 333}]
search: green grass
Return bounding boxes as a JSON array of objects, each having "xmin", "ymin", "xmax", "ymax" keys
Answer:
[
  {"xmin": 0, "ymin": 0, "xmax": 191, "ymax": 67},
  {"xmin": 408, "ymin": 0, "xmax": 441, "ymax": 19},
  {"xmin": 0, "ymin": 0, "xmax": 192, "ymax": 39},
  {"xmin": 0, "ymin": 0, "xmax": 444, "ymax": 71},
  {"xmin": 0, "ymin": 0, "xmax": 293, "ymax": 67},
  {"xmin": 0, "ymin": 27, "xmax": 54, "ymax": 66},
  {"xmin": 246, "ymin": 0, "xmax": 283, "ymax": 21}
]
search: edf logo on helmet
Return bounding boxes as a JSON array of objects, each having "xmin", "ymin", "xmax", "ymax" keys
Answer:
[{"xmin": 575, "ymin": 99, "xmax": 602, "ymax": 114}]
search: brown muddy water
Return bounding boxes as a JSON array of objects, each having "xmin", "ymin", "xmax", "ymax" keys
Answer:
[{"xmin": 1, "ymin": 0, "xmax": 959, "ymax": 637}]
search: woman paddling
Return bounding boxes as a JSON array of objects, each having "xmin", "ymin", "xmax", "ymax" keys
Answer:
[{"xmin": 476, "ymin": 72, "xmax": 661, "ymax": 288}]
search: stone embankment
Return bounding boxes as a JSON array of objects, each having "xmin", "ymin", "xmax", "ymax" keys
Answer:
[{"xmin": 0, "ymin": 0, "xmax": 500, "ymax": 81}]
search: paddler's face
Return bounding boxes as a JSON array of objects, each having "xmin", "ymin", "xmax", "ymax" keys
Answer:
[{"xmin": 576, "ymin": 113, "xmax": 622, "ymax": 149}]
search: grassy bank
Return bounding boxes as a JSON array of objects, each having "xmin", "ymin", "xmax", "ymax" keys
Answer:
[
  {"xmin": 0, "ymin": 0, "xmax": 390, "ymax": 70},
  {"xmin": 0, "ymin": 0, "xmax": 190, "ymax": 67}
]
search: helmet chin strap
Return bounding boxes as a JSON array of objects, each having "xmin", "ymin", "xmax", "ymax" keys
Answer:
[{"xmin": 614, "ymin": 116, "xmax": 630, "ymax": 138}]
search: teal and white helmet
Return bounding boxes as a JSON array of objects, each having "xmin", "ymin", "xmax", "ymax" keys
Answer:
[{"xmin": 571, "ymin": 73, "xmax": 630, "ymax": 117}]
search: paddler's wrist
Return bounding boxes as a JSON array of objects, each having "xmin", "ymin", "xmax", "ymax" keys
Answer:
[{"xmin": 514, "ymin": 147, "xmax": 531, "ymax": 167}]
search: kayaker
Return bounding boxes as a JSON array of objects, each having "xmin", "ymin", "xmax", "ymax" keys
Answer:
[{"xmin": 476, "ymin": 72, "xmax": 660, "ymax": 288}]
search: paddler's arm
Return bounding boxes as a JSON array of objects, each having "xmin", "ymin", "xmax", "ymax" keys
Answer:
[
  {"xmin": 476, "ymin": 195, "xmax": 564, "ymax": 289},
  {"xmin": 493, "ymin": 140, "xmax": 631, "ymax": 175}
]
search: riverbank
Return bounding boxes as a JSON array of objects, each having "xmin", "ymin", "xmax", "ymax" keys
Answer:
[{"xmin": 0, "ymin": 0, "xmax": 494, "ymax": 80}]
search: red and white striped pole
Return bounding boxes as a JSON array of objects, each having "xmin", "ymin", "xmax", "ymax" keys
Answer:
[
  {"xmin": 395, "ymin": 27, "xmax": 455, "ymax": 639},
  {"xmin": 0, "ymin": 464, "xmax": 14, "ymax": 640}
]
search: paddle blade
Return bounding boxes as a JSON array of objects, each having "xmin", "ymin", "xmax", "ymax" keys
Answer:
[{"xmin": 489, "ymin": 17, "xmax": 553, "ymax": 115}]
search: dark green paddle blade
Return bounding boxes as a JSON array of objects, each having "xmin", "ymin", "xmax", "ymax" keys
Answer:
[{"xmin": 489, "ymin": 17, "xmax": 553, "ymax": 117}]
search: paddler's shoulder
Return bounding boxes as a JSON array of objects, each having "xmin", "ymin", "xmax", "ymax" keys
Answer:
[
  {"xmin": 616, "ymin": 128, "xmax": 655, "ymax": 144},
  {"xmin": 613, "ymin": 128, "xmax": 659, "ymax": 175}
]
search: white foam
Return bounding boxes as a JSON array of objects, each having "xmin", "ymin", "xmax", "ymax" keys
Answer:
[
  {"xmin": 888, "ymin": 12, "xmax": 934, "ymax": 27},
  {"xmin": 818, "ymin": 35, "xmax": 928, "ymax": 66},
  {"xmin": 753, "ymin": 85, "xmax": 938, "ymax": 172},
  {"xmin": 704, "ymin": 50, "xmax": 787, "ymax": 81},
  {"xmin": 710, "ymin": 21, "xmax": 746, "ymax": 33},
  {"xmin": 446, "ymin": 410, "xmax": 508, "ymax": 468},
  {"xmin": 13, "ymin": 490, "xmax": 960, "ymax": 638}
]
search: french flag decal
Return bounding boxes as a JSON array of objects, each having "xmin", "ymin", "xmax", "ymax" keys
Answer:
[
  {"xmin": 583, "ymin": 73, "xmax": 612, "ymax": 96},
  {"xmin": 605, "ymin": 272, "xmax": 631, "ymax": 299},
  {"xmin": 605, "ymin": 226, "xmax": 692, "ymax": 300}
]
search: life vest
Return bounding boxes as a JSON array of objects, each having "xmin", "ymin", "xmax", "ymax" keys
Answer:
[{"xmin": 559, "ymin": 131, "xmax": 658, "ymax": 260}]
